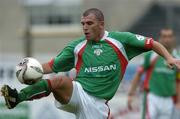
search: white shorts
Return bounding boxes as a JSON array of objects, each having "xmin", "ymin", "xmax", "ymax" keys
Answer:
[
  {"xmin": 54, "ymin": 81, "xmax": 110, "ymax": 119},
  {"xmin": 146, "ymin": 92, "xmax": 174, "ymax": 119},
  {"xmin": 172, "ymin": 106, "xmax": 180, "ymax": 119}
]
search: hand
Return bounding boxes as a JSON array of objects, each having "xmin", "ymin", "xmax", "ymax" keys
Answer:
[
  {"xmin": 175, "ymin": 103, "xmax": 180, "ymax": 109},
  {"xmin": 167, "ymin": 57, "xmax": 180, "ymax": 69},
  {"xmin": 127, "ymin": 95, "xmax": 134, "ymax": 110}
]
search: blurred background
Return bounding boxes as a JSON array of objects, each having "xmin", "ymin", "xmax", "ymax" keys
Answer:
[{"xmin": 0, "ymin": 0, "xmax": 180, "ymax": 119}]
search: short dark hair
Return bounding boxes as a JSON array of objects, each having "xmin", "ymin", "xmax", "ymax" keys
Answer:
[{"xmin": 83, "ymin": 8, "xmax": 104, "ymax": 21}]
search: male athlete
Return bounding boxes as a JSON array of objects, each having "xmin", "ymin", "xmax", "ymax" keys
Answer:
[
  {"xmin": 127, "ymin": 28, "xmax": 180, "ymax": 119},
  {"xmin": 1, "ymin": 8, "xmax": 180, "ymax": 119}
]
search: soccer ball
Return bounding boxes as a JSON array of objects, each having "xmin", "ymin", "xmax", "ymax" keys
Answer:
[{"xmin": 16, "ymin": 57, "xmax": 44, "ymax": 85}]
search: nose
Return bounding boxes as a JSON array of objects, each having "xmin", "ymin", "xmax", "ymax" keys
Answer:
[{"xmin": 83, "ymin": 24, "xmax": 88, "ymax": 31}]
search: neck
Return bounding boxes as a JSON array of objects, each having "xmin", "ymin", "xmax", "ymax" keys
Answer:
[{"xmin": 94, "ymin": 30, "xmax": 105, "ymax": 42}]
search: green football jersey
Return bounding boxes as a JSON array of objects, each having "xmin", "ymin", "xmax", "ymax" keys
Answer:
[
  {"xmin": 142, "ymin": 51, "xmax": 178, "ymax": 96},
  {"xmin": 49, "ymin": 31, "xmax": 153, "ymax": 100}
]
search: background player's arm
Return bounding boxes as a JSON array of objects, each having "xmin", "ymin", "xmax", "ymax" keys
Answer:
[
  {"xmin": 152, "ymin": 41, "xmax": 176, "ymax": 68},
  {"xmin": 128, "ymin": 67, "xmax": 144, "ymax": 96},
  {"xmin": 127, "ymin": 67, "xmax": 144, "ymax": 110}
]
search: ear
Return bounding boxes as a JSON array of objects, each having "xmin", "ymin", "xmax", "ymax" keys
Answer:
[{"xmin": 99, "ymin": 21, "xmax": 104, "ymax": 28}]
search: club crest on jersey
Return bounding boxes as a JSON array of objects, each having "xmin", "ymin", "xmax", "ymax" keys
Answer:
[
  {"xmin": 94, "ymin": 49, "xmax": 103, "ymax": 56},
  {"xmin": 136, "ymin": 35, "xmax": 145, "ymax": 41}
]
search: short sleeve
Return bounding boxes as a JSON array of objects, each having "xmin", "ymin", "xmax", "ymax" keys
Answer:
[
  {"xmin": 109, "ymin": 32, "xmax": 154, "ymax": 60},
  {"xmin": 123, "ymin": 32, "xmax": 154, "ymax": 60},
  {"xmin": 47, "ymin": 37, "xmax": 85, "ymax": 73},
  {"xmin": 125, "ymin": 32, "xmax": 153, "ymax": 47},
  {"xmin": 141, "ymin": 52, "xmax": 152, "ymax": 70},
  {"xmin": 48, "ymin": 45, "xmax": 75, "ymax": 73}
]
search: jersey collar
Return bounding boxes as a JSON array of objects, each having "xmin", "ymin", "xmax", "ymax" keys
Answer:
[{"xmin": 100, "ymin": 31, "xmax": 109, "ymax": 41}]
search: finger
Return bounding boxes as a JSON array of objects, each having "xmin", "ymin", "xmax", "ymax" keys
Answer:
[
  {"xmin": 175, "ymin": 62, "xmax": 180, "ymax": 69},
  {"xmin": 167, "ymin": 64, "xmax": 174, "ymax": 69}
]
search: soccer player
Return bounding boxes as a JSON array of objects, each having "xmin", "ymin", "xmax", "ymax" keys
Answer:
[
  {"xmin": 127, "ymin": 28, "xmax": 180, "ymax": 119},
  {"xmin": 1, "ymin": 8, "xmax": 180, "ymax": 119}
]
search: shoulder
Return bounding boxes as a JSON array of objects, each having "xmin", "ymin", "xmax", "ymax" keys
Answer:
[
  {"xmin": 108, "ymin": 31, "xmax": 133, "ymax": 39},
  {"xmin": 144, "ymin": 51, "xmax": 153, "ymax": 60},
  {"xmin": 144, "ymin": 51, "xmax": 158, "ymax": 62},
  {"xmin": 108, "ymin": 31, "xmax": 142, "ymax": 44},
  {"xmin": 145, "ymin": 51, "xmax": 153, "ymax": 56},
  {"xmin": 67, "ymin": 36, "xmax": 86, "ymax": 48}
]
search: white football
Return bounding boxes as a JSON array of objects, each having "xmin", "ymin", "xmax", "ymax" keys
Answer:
[{"xmin": 16, "ymin": 57, "xmax": 44, "ymax": 85}]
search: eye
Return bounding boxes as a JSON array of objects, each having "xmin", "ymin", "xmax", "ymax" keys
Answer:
[
  {"xmin": 81, "ymin": 22, "xmax": 85, "ymax": 26},
  {"xmin": 87, "ymin": 21, "xmax": 93, "ymax": 25}
]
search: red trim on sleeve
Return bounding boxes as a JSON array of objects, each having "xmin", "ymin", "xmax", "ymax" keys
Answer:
[
  {"xmin": 145, "ymin": 38, "xmax": 154, "ymax": 49},
  {"xmin": 48, "ymin": 58, "xmax": 54, "ymax": 69},
  {"xmin": 29, "ymin": 92, "xmax": 48, "ymax": 100}
]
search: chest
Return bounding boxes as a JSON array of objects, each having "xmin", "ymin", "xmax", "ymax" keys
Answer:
[
  {"xmin": 154, "ymin": 57, "xmax": 176, "ymax": 75},
  {"xmin": 82, "ymin": 41, "xmax": 119, "ymax": 66}
]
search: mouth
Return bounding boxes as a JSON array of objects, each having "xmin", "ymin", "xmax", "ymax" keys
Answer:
[
  {"xmin": 84, "ymin": 32, "xmax": 90, "ymax": 38},
  {"xmin": 85, "ymin": 32, "xmax": 89, "ymax": 36}
]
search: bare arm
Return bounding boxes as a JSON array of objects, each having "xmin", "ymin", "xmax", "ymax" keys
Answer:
[
  {"xmin": 127, "ymin": 69, "xmax": 144, "ymax": 110},
  {"xmin": 128, "ymin": 71, "xmax": 143, "ymax": 96},
  {"xmin": 42, "ymin": 63, "xmax": 53, "ymax": 74},
  {"xmin": 152, "ymin": 41, "xmax": 175, "ymax": 68}
]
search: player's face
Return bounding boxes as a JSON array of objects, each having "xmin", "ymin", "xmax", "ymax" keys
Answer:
[
  {"xmin": 160, "ymin": 30, "xmax": 175, "ymax": 49},
  {"xmin": 81, "ymin": 13, "xmax": 104, "ymax": 41}
]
